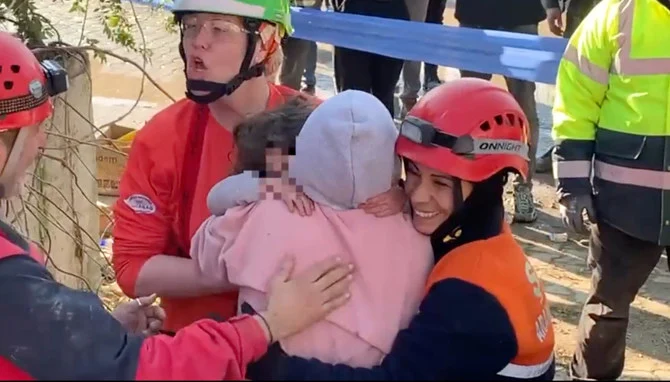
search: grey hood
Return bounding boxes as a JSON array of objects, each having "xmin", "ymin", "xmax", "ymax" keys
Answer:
[{"xmin": 289, "ymin": 90, "xmax": 399, "ymax": 210}]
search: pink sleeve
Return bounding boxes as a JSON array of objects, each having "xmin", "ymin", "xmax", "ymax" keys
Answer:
[
  {"xmin": 190, "ymin": 204, "xmax": 272, "ymax": 290},
  {"xmin": 191, "ymin": 202, "xmax": 306, "ymax": 298},
  {"xmin": 189, "ymin": 215, "xmax": 233, "ymax": 286},
  {"xmin": 212, "ymin": 202, "xmax": 300, "ymax": 293}
]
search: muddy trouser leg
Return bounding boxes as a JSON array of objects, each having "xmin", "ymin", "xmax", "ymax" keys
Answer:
[
  {"xmin": 536, "ymin": 0, "xmax": 559, "ymax": 170},
  {"xmin": 571, "ymin": 221, "xmax": 664, "ymax": 380},
  {"xmin": 423, "ymin": 0, "xmax": 446, "ymax": 83},
  {"xmin": 506, "ymin": 74, "xmax": 539, "ymax": 186},
  {"xmin": 501, "ymin": 24, "xmax": 540, "ymax": 187},
  {"xmin": 371, "ymin": 52, "xmax": 405, "ymax": 116},
  {"xmin": 458, "ymin": 23, "xmax": 494, "ymax": 80},
  {"xmin": 335, "ymin": 46, "xmax": 373, "ymax": 94},
  {"xmin": 279, "ymin": 37, "xmax": 311, "ymax": 90},
  {"xmin": 304, "ymin": 41, "xmax": 318, "ymax": 87},
  {"xmin": 400, "ymin": 0, "xmax": 429, "ymax": 103},
  {"xmin": 334, "ymin": 46, "xmax": 344, "ymax": 93},
  {"xmin": 459, "ymin": 24, "xmax": 539, "ymax": 184}
]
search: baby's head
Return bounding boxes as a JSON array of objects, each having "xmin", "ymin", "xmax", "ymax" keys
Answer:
[
  {"xmin": 233, "ymin": 95, "xmax": 316, "ymax": 177},
  {"xmin": 290, "ymin": 90, "xmax": 401, "ymax": 210}
]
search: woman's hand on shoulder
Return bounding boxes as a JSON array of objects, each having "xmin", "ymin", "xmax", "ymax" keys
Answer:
[{"xmin": 257, "ymin": 255, "xmax": 354, "ymax": 342}]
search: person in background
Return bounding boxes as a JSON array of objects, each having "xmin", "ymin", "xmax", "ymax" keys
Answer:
[
  {"xmin": 535, "ymin": 0, "xmax": 601, "ymax": 175},
  {"xmin": 454, "ymin": 0, "xmax": 563, "ymax": 223},
  {"xmin": 422, "ymin": 0, "xmax": 447, "ymax": 92},
  {"xmin": 398, "ymin": 0, "xmax": 429, "ymax": 117},
  {"xmin": 399, "ymin": 0, "xmax": 447, "ymax": 117},
  {"xmin": 552, "ymin": 0, "xmax": 670, "ymax": 379},
  {"xmin": 332, "ymin": 0, "xmax": 410, "ymax": 116},
  {"xmin": 280, "ymin": 0, "xmax": 324, "ymax": 91},
  {"xmin": 0, "ymin": 30, "xmax": 353, "ymax": 381}
]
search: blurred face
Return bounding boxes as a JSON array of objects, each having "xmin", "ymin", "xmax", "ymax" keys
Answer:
[
  {"xmin": 181, "ymin": 13, "xmax": 264, "ymax": 90},
  {"xmin": 0, "ymin": 123, "xmax": 47, "ymax": 197},
  {"xmin": 403, "ymin": 159, "xmax": 473, "ymax": 235},
  {"xmin": 265, "ymin": 147, "xmax": 292, "ymax": 176}
]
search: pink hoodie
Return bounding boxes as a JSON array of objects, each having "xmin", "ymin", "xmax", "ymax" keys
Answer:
[{"xmin": 191, "ymin": 90, "xmax": 433, "ymax": 367}]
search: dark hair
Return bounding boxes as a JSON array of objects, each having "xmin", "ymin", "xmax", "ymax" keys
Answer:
[{"xmin": 232, "ymin": 95, "xmax": 316, "ymax": 174}]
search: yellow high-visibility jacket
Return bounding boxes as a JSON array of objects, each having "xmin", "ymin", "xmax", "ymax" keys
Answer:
[{"xmin": 552, "ymin": 0, "xmax": 670, "ymax": 244}]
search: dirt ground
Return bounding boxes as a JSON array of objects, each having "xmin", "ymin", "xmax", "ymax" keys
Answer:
[{"xmin": 508, "ymin": 173, "xmax": 670, "ymax": 380}]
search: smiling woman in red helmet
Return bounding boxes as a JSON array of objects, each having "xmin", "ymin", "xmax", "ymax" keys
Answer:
[
  {"xmin": 247, "ymin": 78, "xmax": 556, "ymax": 381},
  {"xmin": 0, "ymin": 31, "xmax": 353, "ymax": 380},
  {"xmin": 110, "ymin": 0, "xmax": 317, "ymax": 334}
]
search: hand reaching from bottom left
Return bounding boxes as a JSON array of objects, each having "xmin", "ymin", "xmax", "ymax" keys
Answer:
[
  {"xmin": 255, "ymin": 256, "xmax": 354, "ymax": 343},
  {"xmin": 111, "ymin": 294, "xmax": 166, "ymax": 336}
]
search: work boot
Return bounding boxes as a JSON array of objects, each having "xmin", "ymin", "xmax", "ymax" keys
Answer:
[
  {"xmin": 513, "ymin": 183, "xmax": 538, "ymax": 223},
  {"xmin": 536, "ymin": 147, "xmax": 554, "ymax": 174}
]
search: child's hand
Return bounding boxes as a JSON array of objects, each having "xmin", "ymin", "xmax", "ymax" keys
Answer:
[
  {"xmin": 283, "ymin": 191, "xmax": 315, "ymax": 217},
  {"xmin": 359, "ymin": 186, "xmax": 407, "ymax": 217},
  {"xmin": 261, "ymin": 177, "xmax": 315, "ymax": 217}
]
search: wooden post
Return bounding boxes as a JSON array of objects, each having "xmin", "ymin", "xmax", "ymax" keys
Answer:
[{"xmin": 1, "ymin": 51, "xmax": 102, "ymax": 291}]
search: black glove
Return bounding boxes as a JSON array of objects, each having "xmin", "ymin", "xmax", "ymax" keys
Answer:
[{"xmin": 559, "ymin": 194, "xmax": 596, "ymax": 234}]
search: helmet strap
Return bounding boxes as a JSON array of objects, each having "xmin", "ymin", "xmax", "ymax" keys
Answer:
[
  {"xmin": 185, "ymin": 63, "xmax": 264, "ymax": 104},
  {"xmin": 428, "ymin": 172, "xmax": 506, "ymax": 260},
  {"xmin": 179, "ymin": 17, "xmax": 266, "ymax": 105},
  {"xmin": 452, "ymin": 178, "xmax": 463, "ymax": 210}
]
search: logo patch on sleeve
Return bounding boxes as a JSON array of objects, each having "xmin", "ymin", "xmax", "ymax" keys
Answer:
[{"xmin": 124, "ymin": 194, "xmax": 156, "ymax": 214}]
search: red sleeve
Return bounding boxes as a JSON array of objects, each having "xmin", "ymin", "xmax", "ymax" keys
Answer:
[
  {"xmin": 112, "ymin": 121, "xmax": 177, "ymax": 298},
  {"xmin": 0, "ymin": 254, "xmax": 268, "ymax": 381},
  {"xmin": 136, "ymin": 316, "xmax": 269, "ymax": 380}
]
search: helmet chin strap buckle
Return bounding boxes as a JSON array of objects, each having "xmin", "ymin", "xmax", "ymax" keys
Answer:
[
  {"xmin": 185, "ymin": 63, "xmax": 265, "ymax": 105},
  {"xmin": 186, "ymin": 79, "xmax": 232, "ymax": 104}
]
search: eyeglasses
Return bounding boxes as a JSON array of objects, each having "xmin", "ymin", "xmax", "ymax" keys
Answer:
[{"xmin": 180, "ymin": 16, "xmax": 257, "ymax": 42}]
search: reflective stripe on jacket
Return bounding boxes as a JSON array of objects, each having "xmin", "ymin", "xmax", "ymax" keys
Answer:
[{"xmin": 552, "ymin": 0, "xmax": 670, "ymax": 243}]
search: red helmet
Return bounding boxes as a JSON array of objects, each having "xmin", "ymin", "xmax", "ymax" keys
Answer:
[
  {"xmin": 396, "ymin": 78, "xmax": 530, "ymax": 182},
  {"xmin": 0, "ymin": 32, "xmax": 53, "ymax": 130}
]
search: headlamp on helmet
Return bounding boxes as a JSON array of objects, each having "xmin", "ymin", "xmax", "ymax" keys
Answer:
[
  {"xmin": 40, "ymin": 59, "xmax": 69, "ymax": 97},
  {"xmin": 399, "ymin": 116, "xmax": 529, "ymax": 160}
]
